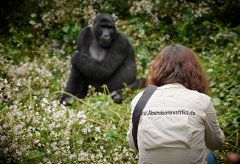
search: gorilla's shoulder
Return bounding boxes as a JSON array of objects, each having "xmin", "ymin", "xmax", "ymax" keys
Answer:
[
  {"xmin": 116, "ymin": 32, "xmax": 129, "ymax": 41},
  {"xmin": 114, "ymin": 32, "xmax": 132, "ymax": 47},
  {"xmin": 79, "ymin": 26, "xmax": 92, "ymax": 36},
  {"xmin": 77, "ymin": 26, "xmax": 93, "ymax": 46}
]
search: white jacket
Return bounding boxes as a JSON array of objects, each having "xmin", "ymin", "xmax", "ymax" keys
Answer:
[{"xmin": 127, "ymin": 83, "xmax": 225, "ymax": 164}]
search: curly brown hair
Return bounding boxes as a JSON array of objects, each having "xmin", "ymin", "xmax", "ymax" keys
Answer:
[{"xmin": 148, "ymin": 44, "xmax": 209, "ymax": 94}]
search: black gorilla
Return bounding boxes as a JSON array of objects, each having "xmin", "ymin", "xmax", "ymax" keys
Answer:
[{"xmin": 61, "ymin": 13, "xmax": 141, "ymax": 104}]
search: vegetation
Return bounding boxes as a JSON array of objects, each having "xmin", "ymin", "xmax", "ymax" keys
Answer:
[{"xmin": 0, "ymin": 0, "xmax": 239, "ymax": 163}]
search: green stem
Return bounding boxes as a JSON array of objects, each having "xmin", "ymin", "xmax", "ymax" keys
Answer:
[{"xmin": 51, "ymin": 91, "xmax": 95, "ymax": 110}]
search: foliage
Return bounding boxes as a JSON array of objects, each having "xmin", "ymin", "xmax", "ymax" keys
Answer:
[
  {"xmin": 0, "ymin": 0, "xmax": 239, "ymax": 163},
  {"xmin": 0, "ymin": 84, "xmax": 136, "ymax": 163}
]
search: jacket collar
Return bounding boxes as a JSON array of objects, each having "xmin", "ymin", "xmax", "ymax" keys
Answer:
[{"xmin": 157, "ymin": 83, "xmax": 186, "ymax": 90}]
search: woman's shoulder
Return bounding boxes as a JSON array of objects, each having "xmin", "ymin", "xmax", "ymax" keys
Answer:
[
  {"xmin": 131, "ymin": 91, "xmax": 144, "ymax": 110},
  {"xmin": 190, "ymin": 89, "xmax": 211, "ymax": 100},
  {"xmin": 186, "ymin": 89, "xmax": 212, "ymax": 109},
  {"xmin": 132, "ymin": 91, "xmax": 144, "ymax": 103}
]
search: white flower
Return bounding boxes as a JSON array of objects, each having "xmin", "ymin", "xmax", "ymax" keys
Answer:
[
  {"xmin": 16, "ymin": 82, "xmax": 21, "ymax": 87},
  {"xmin": 79, "ymin": 119, "xmax": 86, "ymax": 125},
  {"xmin": 16, "ymin": 150, "xmax": 23, "ymax": 156},
  {"xmin": 82, "ymin": 126, "xmax": 91, "ymax": 134},
  {"xmin": 95, "ymin": 126, "xmax": 101, "ymax": 133},
  {"xmin": 15, "ymin": 124, "xmax": 23, "ymax": 132},
  {"xmin": 49, "ymin": 122, "xmax": 56, "ymax": 129},
  {"xmin": 78, "ymin": 151, "xmax": 88, "ymax": 160},
  {"xmin": 34, "ymin": 139, "xmax": 40, "ymax": 144},
  {"xmin": 95, "ymin": 101, "xmax": 101, "ymax": 107},
  {"xmin": 4, "ymin": 79, "xmax": 8, "ymax": 84},
  {"xmin": 69, "ymin": 154, "xmax": 77, "ymax": 160},
  {"xmin": 50, "ymin": 142, "xmax": 57, "ymax": 150},
  {"xmin": 67, "ymin": 119, "xmax": 73, "ymax": 127},
  {"xmin": 82, "ymin": 128, "xmax": 88, "ymax": 134},
  {"xmin": 42, "ymin": 98, "xmax": 48, "ymax": 104},
  {"xmin": 52, "ymin": 100, "xmax": 59, "ymax": 107},
  {"xmin": 45, "ymin": 106, "xmax": 52, "ymax": 114},
  {"xmin": 35, "ymin": 131, "xmax": 41, "ymax": 137},
  {"xmin": 77, "ymin": 111, "xmax": 84, "ymax": 118}
]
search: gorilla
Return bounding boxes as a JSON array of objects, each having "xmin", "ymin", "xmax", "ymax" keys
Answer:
[{"xmin": 60, "ymin": 13, "xmax": 143, "ymax": 104}]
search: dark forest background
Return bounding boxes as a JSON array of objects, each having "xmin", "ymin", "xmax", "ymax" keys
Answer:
[{"xmin": 0, "ymin": 0, "xmax": 239, "ymax": 163}]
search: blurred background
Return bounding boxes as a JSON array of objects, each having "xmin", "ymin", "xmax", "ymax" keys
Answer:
[{"xmin": 0, "ymin": 0, "xmax": 239, "ymax": 163}]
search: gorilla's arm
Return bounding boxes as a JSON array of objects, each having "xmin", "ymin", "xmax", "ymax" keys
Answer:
[{"xmin": 72, "ymin": 34, "xmax": 132, "ymax": 81}]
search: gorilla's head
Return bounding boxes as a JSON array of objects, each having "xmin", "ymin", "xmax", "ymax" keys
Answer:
[{"xmin": 92, "ymin": 13, "xmax": 117, "ymax": 48}]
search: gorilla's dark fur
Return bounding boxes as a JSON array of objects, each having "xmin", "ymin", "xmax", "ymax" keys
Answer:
[{"xmin": 61, "ymin": 13, "xmax": 144, "ymax": 104}]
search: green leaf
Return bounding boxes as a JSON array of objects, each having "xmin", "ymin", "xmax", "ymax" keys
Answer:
[
  {"xmin": 63, "ymin": 34, "xmax": 69, "ymax": 43},
  {"xmin": 107, "ymin": 130, "xmax": 118, "ymax": 140},
  {"xmin": 129, "ymin": 17, "xmax": 138, "ymax": 24},
  {"xmin": 30, "ymin": 13, "xmax": 37, "ymax": 18},
  {"xmin": 230, "ymin": 87, "xmax": 239, "ymax": 95},
  {"xmin": 232, "ymin": 116, "xmax": 239, "ymax": 127},
  {"xmin": 21, "ymin": 150, "xmax": 45, "ymax": 164},
  {"xmin": 29, "ymin": 20, "xmax": 36, "ymax": 25},
  {"xmin": 0, "ymin": 103, "xmax": 8, "ymax": 111},
  {"xmin": 212, "ymin": 97, "xmax": 221, "ymax": 106},
  {"xmin": 62, "ymin": 25, "xmax": 70, "ymax": 33}
]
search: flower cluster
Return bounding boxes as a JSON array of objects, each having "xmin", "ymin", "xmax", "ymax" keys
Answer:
[
  {"xmin": 1, "ymin": 0, "xmax": 239, "ymax": 163},
  {"xmin": 0, "ymin": 79, "xmax": 19, "ymax": 103},
  {"xmin": 0, "ymin": 97, "xmax": 89, "ymax": 163},
  {"xmin": 0, "ymin": 53, "xmax": 136, "ymax": 162},
  {"xmin": 29, "ymin": 0, "xmax": 102, "ymax": 36},
  {"xmin": 130, "ymin": 0, "xmax": 214, "ymax": 25}
]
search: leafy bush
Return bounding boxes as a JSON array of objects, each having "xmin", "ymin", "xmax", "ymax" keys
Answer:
[{"xmin": 0, "ymin": 92, "xmax": 136, "ymax": 163}]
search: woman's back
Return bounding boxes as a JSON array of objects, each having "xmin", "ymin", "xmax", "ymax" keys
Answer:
[
  {"xmin": 128, "ymin": 83, "xmax": 224, "ymax": 164},
  {"xmin": 126, "ymin": 44, "xmax": 224, "ymax": 164}
]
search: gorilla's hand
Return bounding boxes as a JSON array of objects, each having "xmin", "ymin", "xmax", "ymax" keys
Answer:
[
  {"xmin": 71, "ymin": 50, "xmax": 80, "ymax": 67},
  {"xmin": 110, "ymin": 91, "xmax": 123, "ymax": 104},
  {"xmin": 71, "ymin": 51, "xmax": 95, "ymax": 74},
  {"xmin": 71, "ymin": 49, "xmax": 127, "ymax": 81},
  {"xmin": 71, "ymin": 51, "xmax": 92, "ymax": 72}
]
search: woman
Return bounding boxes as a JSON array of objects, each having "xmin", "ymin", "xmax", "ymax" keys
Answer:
[{"xmin": 127, "ymin": 44, "xmax": 225, "ymax": 164}]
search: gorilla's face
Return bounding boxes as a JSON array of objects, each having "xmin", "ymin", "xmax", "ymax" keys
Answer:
[{"xmin": 92, "ymin": 14, "xmax": 116, "ymax": 48}]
